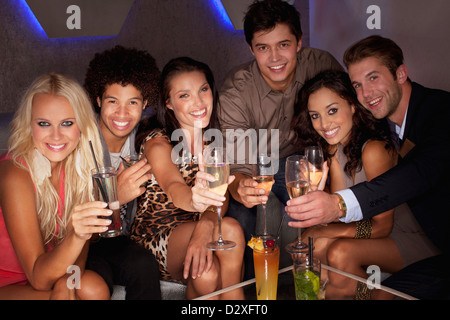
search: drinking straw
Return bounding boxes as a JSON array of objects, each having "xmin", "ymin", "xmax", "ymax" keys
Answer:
[
  {"xmin": 275, "ymin": 213, "xmax": 286, "ymax": 245},
  {"xmin": 89, "ymin": 140, "xmax": 108, "ymax": 203},
  {"xmin": 308, "ymin": 237, "xmax": 314, "ymax": 267}
]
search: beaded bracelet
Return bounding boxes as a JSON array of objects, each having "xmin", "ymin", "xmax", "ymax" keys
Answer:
[{"xmin": 354, "ymin": 219, "xmax": 372, "ymax": 239}]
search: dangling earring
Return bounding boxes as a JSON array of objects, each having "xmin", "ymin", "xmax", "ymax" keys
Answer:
[
  {"xmin": 32, "ymin": 148, "xmax": 51, "ymax": 185},
  {"xmin": 75, "ymin": 148, "xmax": 83, "ymax": 178}
]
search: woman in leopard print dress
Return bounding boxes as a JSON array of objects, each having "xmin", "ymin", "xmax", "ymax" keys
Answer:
[{"xmin": 131, "ymin": 57, "xmax": 245, "ymax": 299}]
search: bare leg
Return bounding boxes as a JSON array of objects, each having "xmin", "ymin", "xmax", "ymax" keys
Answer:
[
  {"xmin": 76, "ymin": 270, "xmax": 110, "ymax": 300},
  {"xmin": 0, "ymin": 270, "xmax": 109, "ymax": 300},
  {"xmin": 0, "ymin": 284, "xmax": 51, "ymax": 300},
  {"xmin": 326, "ymin": 238, "xmax": 402, "ymax": 299},
  {"xmin": 213, "ymin": 217, "xmax": 245, "ymax": 299},
  {"xmin": 167, "ymin": 218, "xmax": 245, "ymax": 299},
  {"xmin": 167, "ymin": 221, "xmax": 220, "ymax": 299}
]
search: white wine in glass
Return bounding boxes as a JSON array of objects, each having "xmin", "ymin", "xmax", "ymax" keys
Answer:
[
  {"xmin": 204, "ymin": 146, "xmax": 236, "ymax": 251},
  {"xmin": 286, "ymin": 180, "xmax": 309, "ymax": 199},
  {"xmin": 206, "ymin": 164, "xmax": 229, "ymax": 196},
  {"xmin": 285, "ymin": 155, "xmax": 310, "ymax": 254},
  {"xmin": 252, "ymin": 154, "xmax": 275, "ymax": 240}
]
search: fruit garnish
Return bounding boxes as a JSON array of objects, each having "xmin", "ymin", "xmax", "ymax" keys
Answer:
[
  {"xmin": 248, "ymin": 236, "xmax": 276, "ymax": 250},
  {"xmin": 303, "ymin": 270, "xmax": 320, "ymax": 294},
  {"xmin": 247, "ymin": 236, "xmax": 264, "ymax": 251},
  {"xmin": 265, "ymin": 239, "xmax": 275, "ymax": 248}
]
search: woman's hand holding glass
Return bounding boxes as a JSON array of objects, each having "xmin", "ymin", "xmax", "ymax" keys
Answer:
[
  {"xmin": 201, "ymin": 146, "xmax": 236, "ymax": 250},
  {"xmin": 71, "ymin": 201, "xmax": 113, "ymax": 240},
  {"xmin": 316, "ymin": 161, "xmax": 328, "ymax": 191},
  {"xmin": 182, "ymin": 156, "xmax": 236, "ymax": 279},
  {"xmin": 191, "ymin": 170, "xmax": 234, "ymax": 213}
]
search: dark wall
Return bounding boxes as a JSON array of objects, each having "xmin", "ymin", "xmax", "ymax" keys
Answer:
[
  {"xmin": 310, "ymin": 0, "xmax": 450, "ymax": 91},
  {"xmin": 0, "ymin": 0, "xmax": 310, "ymax": 114}
]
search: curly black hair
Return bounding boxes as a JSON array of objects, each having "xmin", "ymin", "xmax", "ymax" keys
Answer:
[
  {"xmin": 291, "ymin": 70, "xmax": 394, "ymax": 177},
  {"xmin": 84, "ymin": 45, "xmax": 161, "ymax": 113}
]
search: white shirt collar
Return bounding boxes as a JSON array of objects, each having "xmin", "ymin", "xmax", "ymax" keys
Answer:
[{"xmin": 395, "ymin": 108, "xmax": 408, "ymax": 140}]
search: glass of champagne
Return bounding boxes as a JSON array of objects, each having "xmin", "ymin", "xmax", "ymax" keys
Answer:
[
  {"xmin": 252, "ymin": 154, "xmax": 275, "ymax": 240},
  {"xmin": 204, "ymin": 146, "xmax": 236, "ymax": 250},
  {"xmin": 305, "ymin": 146, "xmax": 324, "ymax": 191},
  {"xmin": 285, "ymin": 155, "xmax": 310, "ymax": 254}
]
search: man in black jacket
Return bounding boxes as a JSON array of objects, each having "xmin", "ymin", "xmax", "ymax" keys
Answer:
[{"xmin": 286, "ymin": 36, "xmax": 450, "ymax": 299}]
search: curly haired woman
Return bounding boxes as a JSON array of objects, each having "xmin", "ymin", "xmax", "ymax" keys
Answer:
[{"xmin": 292, "ymin": 70, "xmax": 439, "ymax": 299}]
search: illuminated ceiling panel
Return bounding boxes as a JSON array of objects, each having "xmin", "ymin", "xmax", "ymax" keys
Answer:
[{"xmin": 24, "ymin": 0, "xmax": 135, "ymax": 38}]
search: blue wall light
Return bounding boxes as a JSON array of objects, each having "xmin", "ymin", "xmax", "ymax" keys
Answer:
[
  {"xmin": 19, "ymin": 0, "xmax": 47, "ymax": 37},
  {"xmin": 210, "ymin": 0, "xmax": 235, "ymax": 30}
]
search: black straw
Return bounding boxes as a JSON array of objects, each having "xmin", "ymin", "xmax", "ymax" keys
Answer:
[
  {"xmin": 89, "ymin": 140, "xmax": 100, "ymax": 172},
  {"xmin": 89, "ymin": 140, "xmax": 108, "ymax": 203},
  {"xmin": 308, "ymin": 237, "xmax": 314, "ymax": 267}
]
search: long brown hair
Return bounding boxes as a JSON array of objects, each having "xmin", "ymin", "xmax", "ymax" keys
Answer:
[
  {"xmin": 292, "ymin": 70, "xmax": 394, "ymax": 177},
  {"xmin": 136, "ymin": 57, "xmax": 219, "ymax": 149}
]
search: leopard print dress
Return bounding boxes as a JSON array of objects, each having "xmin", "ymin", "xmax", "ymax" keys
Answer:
[{"xmin": 130, "ymin": 129, "xmax": 199, "ymax": 281}]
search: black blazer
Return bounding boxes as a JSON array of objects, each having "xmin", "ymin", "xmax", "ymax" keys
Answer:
[{"xmin": 351, "ymin": 82, "xmax": 450, "ymax": 252}]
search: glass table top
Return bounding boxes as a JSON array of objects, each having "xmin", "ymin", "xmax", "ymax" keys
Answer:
[{"xmin": 194, "ymin": 264, "xmax": 417, "ymax": 301}]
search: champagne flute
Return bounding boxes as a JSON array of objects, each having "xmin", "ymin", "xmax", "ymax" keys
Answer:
[
  {"xmin": 204, "ymin": 146, "xmax": 236, "ymax": 251},
  {"xmin": 252, "ymin": 154, "xmax": 275, "ymax": 240},
  {"xmin": 305, "ymin": 146, "xmax": 328, "ymax": 227},
  {"xmin": 285, "ymin": 155, "xmax": 310, "ymax": 254},
  {"xmin": 305, "ymin": 146, "xmax": 324, "ymax": 191}
]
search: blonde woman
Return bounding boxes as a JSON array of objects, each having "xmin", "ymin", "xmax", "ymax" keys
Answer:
[{"xmin": 0, "ymin": 73, "xmax": 110, "ymax": 299}]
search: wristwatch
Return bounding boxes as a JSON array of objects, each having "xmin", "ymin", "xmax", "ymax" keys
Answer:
[{"xmin": 335, "ymin": 193, "xmax": 347, "ymax": 218}]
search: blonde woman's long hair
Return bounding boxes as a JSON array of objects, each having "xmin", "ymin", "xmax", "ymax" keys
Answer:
[{"xmin": 8, "ymin": 73, "xmax": 104, "ymax": 246}]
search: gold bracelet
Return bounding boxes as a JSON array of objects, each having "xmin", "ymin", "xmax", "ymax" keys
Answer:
[{"xmin": 335, "ymin": 193, "xmax": 347, "ymax": 218}]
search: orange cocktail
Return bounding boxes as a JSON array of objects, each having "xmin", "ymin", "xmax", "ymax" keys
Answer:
[{"xmin": 250, "ymin": 237, "xmax": 280, "ymax": 300}]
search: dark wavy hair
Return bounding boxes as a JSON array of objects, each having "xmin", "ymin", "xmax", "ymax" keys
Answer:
[
  {"xmin": 292, "ymin": 70, "xmax": 394, "ymax": 177},
  {"xmin": 136, "ymin": 56, "xmax": 219, "ymax": 149},
  {"xmin": 84, "ymin": 45, "xmax": 161, "ymax": 113},
  {"xmin": 244, "ymin": 0, "xmax": 303, "ymax": 46}
]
